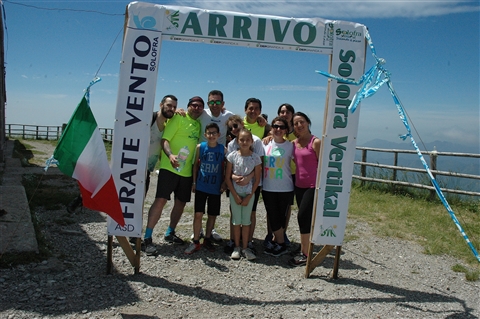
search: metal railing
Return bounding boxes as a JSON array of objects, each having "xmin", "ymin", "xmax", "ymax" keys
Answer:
[
  {"xmin": 354, "ymin": 147, "xmax": 480, "ymax": 197},
  {"xmin": 6, "ymin": 124, "xmax": 113, "ymax": 142},
  {"xmin": 6, "ymin": 124, "xmax": 479, "ymax": 197}
]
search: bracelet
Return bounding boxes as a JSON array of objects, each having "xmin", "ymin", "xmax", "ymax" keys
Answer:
[{"xmin": 192, "ymin": 183, "xmax": 196, "ymax": 185}]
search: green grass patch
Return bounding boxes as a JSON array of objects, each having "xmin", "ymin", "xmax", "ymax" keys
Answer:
[
  {"xmin": 452, "ymin": 264, "xmax": 480, "ymax": 281},
  {"xmin": 349, "ymin": 185, "xmax": 480, "ymax": 272}
]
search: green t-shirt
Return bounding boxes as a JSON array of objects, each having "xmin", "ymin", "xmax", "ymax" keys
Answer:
[
  {"xmin": 160, "ymin": 113, "xmax": 200, "ymax": 177},
  {"xmin": 243, "ymin": 118, "xmax": 265, "ymax": 139}
]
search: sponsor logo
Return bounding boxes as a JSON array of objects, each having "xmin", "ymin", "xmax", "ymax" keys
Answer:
[
  {"xmin": 166, "ymin": 10, "xmax": 180, "ymax": 30},
  {"xmin": 335, "ymin": 28, "xmax": 362, "ymax": 39},
  {"xmin": 320, "ymin": 224, "xmax": 337, "ymax": 237},
  {"xmin": 256, "ymin": 43, "xmax": 284, "ymax": 50},
  {"xmin": 133, "ymin": 15, "xmax": 157, "ymax": 30},
  {"xmin": 210, "ymin": 39, "xmax": 240, "ymax": 46}
]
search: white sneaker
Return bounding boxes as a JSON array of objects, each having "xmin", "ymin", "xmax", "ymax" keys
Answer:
[
  {"xmin": 190, "ymin": 228, "xmax": 204, "ymax": 240},
  {"xmin": 231, "ymin": 246, "xmax": 241, "ymax": 260},
  {"xmin": 242, "ymin": 248, "xmax": 256, "ymax": 261},
  {"xmin": 211, "ymin": 229, "xmax": 222, "ymax": 242}
]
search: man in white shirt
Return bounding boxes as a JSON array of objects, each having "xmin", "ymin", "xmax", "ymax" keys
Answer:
[{"xmin": 197, "ymin": 90, "xmax": 233, "ymax": 146}]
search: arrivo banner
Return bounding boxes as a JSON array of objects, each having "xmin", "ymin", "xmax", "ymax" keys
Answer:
[
  {"xmin": 108, "ymin": 1, "xmax": 366, "ymax": 247},
  {"xmin": 128, "ymin": 3, "xmax": 335, "ymax": 54}
]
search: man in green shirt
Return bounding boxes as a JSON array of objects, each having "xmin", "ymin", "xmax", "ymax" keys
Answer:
[
  {"xmin": 143, "ymin": 96, "xmax": 204, "ymax": 255},
  {"xmin": 243, "ymin": 97, "xmax": 271, "ymax": 139}
]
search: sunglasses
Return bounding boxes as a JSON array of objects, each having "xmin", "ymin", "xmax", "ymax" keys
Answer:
[
  {"xmin": 208, "ymin": 100, "xmax": 222, "ymax": 106},
  {"xmin": 189, "ymin": 103, "xmax": 203, "ymax": 108},
  {"xmin": 229, "ymin": 123, "xmax": 239, "ymax": 130},
  {"xmin": 272, "ymin": 124, "xmax": 287, "ymax": 130}
]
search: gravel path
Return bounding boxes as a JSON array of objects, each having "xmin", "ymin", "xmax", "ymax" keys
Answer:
[{"xmin": 0, "ymin": 140, "xmax": 478, "ymax": 318}]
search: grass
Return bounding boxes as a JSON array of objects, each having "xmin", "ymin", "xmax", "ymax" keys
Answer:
[
  {"xmin": 348, "ymin": 183, "xmax": 480, "ymax": 280},
  {"xmin": 13, "ymin": 139, "xmax": 58, "ymax": 166},
  {"xmin": 12, "ymin": 138, "xmax": 113, "ymax": 164}
]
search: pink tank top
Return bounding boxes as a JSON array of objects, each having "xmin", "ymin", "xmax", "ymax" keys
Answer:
[{"xmin": 293, "ymin": 135, "xmax": 318, "ymax": 188}]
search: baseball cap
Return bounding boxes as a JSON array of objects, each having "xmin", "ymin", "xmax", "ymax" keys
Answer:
[{"xmin": 188, "ymin": 96, "xmax": 204, "ymax": 106}]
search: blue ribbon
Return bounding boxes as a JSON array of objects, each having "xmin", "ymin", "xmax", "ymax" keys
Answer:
[
  {"xmin": 84, "ymin": 77, "xmax": 102, "ymax": 105},
  {"xmin": 317, "ymin": 29, "xmax": 479, "ymax": 262}
]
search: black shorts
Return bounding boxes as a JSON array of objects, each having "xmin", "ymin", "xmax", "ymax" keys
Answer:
[
  {"xmin": 194, "ymin": 189, "xmax": 221, "ymax": 216},
  {"xmin": 155, "ymin": 169, "xmax": 193, "ymax": 203}
]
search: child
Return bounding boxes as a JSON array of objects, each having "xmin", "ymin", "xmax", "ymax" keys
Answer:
[
  {"xmin": 185, "ymin": 123, "xmax": 226, "ymax": 254},
  {"xmin": 225, "ymin": 128, "xmax": 262, "ymax": 261}
]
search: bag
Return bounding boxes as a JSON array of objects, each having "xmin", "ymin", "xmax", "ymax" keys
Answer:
[{"xmin": 151, "ymin": 112, "xmax": 158, "ymax": 127}]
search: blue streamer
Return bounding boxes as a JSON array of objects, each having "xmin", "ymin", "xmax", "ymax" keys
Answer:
[
  {"xmin": 317, "ymin": 29, "xmax": 480, "ymax": 262},
  {"xmin": 85, "ymin": 77, "xmax": 102, "ymax": 104}
]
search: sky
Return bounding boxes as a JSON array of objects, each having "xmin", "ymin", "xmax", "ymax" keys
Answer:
[{"xmin": 3, "ymin": 0, "xmax": 480, "ymax": 152}]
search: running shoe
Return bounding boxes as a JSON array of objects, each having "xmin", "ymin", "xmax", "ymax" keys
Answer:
[
  {"xmin": 231, "ymin": 246, "xmax": 241, "ymax": 260},
  {"xmin": 211, "ymin": 229, "xmax": 223, "ymax": 242},
  {"xmin": 268, "ymin": 243, "xmax": 288, "ymax": 257},
  {"xmin": 202, "ymin": 238, "xmax": 215, "ymax": 252},
  {"xmin": 144, "ymin": 238, "xmax": 157, "ymax": 256},
  {"xmin": 164, "ymin": 232, "xmax": 185, "ymax": 245},
  {"xmin": 185, "ymin": 242, "xmax": 201, "ymax": 255},
  {"xmin": 288, "ymin": 253, "xmax": 307, "ymax": 267},
  {"xmin": 263, "ymin": 233, "xmax": 273, "ymax": 248},
  {"xmin": 190, "ymin": 228, "xmax": 204, "ymax": 240},
  {"xmin": 242, "ymin": 248, "xmax": 256, "ymax": 261}
]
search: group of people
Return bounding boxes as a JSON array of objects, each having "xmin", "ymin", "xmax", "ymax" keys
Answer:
[{"xmin": 140, "ymin": 90, "xmax": 320, "ymax": 267}]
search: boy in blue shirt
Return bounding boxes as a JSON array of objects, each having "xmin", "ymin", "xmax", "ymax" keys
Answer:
[{"xmin": 185, "ymin": 123, "xmax": 227, "ymax": 254}]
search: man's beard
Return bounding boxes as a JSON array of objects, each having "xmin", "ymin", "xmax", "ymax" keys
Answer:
[{"xmin": 161, "ymin": 108, "xmax": 174, "ymax": 119}]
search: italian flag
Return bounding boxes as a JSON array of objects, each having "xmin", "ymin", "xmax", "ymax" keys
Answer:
[{"xmin": 54, "ymin": 95, "xmax": 125, "ymax": 226}]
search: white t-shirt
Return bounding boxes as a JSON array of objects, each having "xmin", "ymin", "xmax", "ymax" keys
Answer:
[
  {"xmin": 198, "ymin": 109, "xmax": 234, "ymax": 146},
  {"xmin": 226, "ymin": 151, "xmax": 262, "ymax": 194},
  {"xmin": 262, "ymin": 140, "xmax": 294, "ymax": 192},
  {"xmin": 227, "ymin": 135, "xmax": 265, "ymax": 186},
  {"xmin": 147, "ymin": 121, "xmax": 163, "ymax": 172}
]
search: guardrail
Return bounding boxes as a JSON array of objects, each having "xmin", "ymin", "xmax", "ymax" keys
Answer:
[
  {"xmin": 354, "ymin": 147, "xmax": 480, "ymax": 197},
  {"xmin": 6, "ymin": 124, "xmax": 113, "ymax": 142}
]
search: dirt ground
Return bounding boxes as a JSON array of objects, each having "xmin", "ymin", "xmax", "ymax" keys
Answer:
[{"xmin": 0, "ymin": 139, "xmax": 478, "ymax": 319}]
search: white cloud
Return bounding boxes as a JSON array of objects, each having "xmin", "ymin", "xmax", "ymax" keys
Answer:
[
  {"xmin": 176, "ymin": 1, "xmax": 479, "ymax": 19},
  {"xmin": 96, "ymin": 73, "xmax": 119, "ymax": 78},
  {"xmin": 41, "ymin": 94, "xmax": 68, "ymax": 99},
  {"xmin": 263, "ymin": 84, "xmax": 326, "ymax": 91}
]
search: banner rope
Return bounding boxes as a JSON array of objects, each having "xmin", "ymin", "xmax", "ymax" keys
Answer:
[{"xmin": 316, "ymin": 28, "xmax": 479, "ymax": 263}]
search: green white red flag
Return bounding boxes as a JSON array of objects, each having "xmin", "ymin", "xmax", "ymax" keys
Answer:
[{"xmin": 53, "ymin": 95, "xmax": 125, "ymax": 226}]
